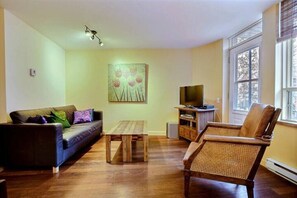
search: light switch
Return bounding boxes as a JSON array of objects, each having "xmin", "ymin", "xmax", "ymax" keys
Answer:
[{"xmin": 30, "ymin": 68, "xmax": 36, "ymax": 77}]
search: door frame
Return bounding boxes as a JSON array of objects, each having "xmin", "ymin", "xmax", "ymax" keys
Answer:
[{"xmin": 229, "ymin": 36, "xmax": 262, "ymax": 124}]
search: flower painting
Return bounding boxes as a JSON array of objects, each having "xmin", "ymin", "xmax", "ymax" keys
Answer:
[{"xmin": 108, "ymin": 63, "xmax": 148, "ymax": 102}]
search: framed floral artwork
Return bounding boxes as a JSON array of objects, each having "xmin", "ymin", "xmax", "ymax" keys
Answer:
[{"xmin": 108, "ymin": 63, "xmax": 148, "ymax": 102}]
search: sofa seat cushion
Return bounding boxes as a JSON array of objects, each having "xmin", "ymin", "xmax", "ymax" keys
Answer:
[{"xmin": 62, "ymin": 120, "xmax": 102, "ymax": 149}]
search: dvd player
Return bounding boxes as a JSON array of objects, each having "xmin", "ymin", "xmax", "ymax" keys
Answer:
[{"xmin": 198, "ymin": 104, "xmax": 215, "ymax": 109}]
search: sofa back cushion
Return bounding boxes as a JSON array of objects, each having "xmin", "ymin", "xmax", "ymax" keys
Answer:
[
  {"xmin": 10, "ymin": 108, "xmax": 54, "ymax": 124},
  {"xmin": 10, "ymin": 105, "xmax": 77, "ymax": 124},
  {"xmin": 49, "ymin": 111, "xmax": 71, "ymax": 128},
  {"xmin": 53, "ymin": 105, "xmax": 77, "ymax": 124},
  {"xmin": 27, "ymin": 115, "xmax": 48, "ymax": 124}
]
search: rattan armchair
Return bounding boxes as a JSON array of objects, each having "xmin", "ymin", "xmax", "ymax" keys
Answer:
[{"xmin": 183, "ymin": 103, "xmax": 281, "ymax": 198}]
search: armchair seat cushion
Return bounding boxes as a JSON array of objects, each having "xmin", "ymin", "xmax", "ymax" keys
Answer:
[
  {"xmin": 190, "ymin": 141, "xmax": 261, "ymax": 179},
  {"xmin": 62, "ymin": 120, "xmax": 102, "ymax": 148}
]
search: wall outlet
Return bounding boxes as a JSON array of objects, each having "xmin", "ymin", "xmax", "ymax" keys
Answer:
[
  {"xmin": 216, "ymin": 97, "xmax": 220, "ymax": 103},
  {"xmin": 30, "ymin": 68, "xmax": 36, "ymax": 77}
]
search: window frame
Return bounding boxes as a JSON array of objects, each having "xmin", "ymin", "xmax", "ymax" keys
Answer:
[
  {"xmin": 279, "ymin": 38, "xmax": 297, "ymax": 123},
  {"xmin": 233, "ymin": 45, "xmax": 260, "ymax": 112},
  {"xmin": 229, "ymin": 20, "xmax": 262, "ymax": 49},
  {"xmin": 228, "ymin": 20, "xmax": 262, "ymax": 124}
]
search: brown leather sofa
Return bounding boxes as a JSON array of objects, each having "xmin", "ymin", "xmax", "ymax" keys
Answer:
[
  {"xmin": 0, "ymin": 179, "xmax": 7, "ymax": 198},
  {"xmin": 0, "ymin": 105, "xmax": 103, "ymax": 173}
]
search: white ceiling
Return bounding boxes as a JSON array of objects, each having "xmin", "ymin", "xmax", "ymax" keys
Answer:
[{"xmin": 0, "ymin": 0, "xmax": 279, "ymax": 50}]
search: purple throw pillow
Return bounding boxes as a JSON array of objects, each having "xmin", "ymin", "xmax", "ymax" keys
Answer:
[
  {"xmin": 73, "ymin": 109, "xmax": 92, "ymax": 124},
  {"xmin": 27, "ymin": 115, "xmax": 47, "ymax": 124}
]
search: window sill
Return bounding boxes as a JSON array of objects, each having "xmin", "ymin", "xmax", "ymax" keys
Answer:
[{"xmin": 277, "ymin": 120, "xmax": 297, "ymax": 128}]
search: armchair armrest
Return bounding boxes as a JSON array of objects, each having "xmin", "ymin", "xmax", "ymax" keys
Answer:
[
  {"xmin": 203, "ymin": 135, "xmax": 270, "ymax": 146},
  {"xmin": 183, "ymin": 142, "xmax": 200, "ymax": 165},
  {"xmin": 195, "ymin": 122, "xmax": 242, "ymax": 142},
  {"xmin": 206, "ymin": 122, "xmax": 242, "ymax": 129}
]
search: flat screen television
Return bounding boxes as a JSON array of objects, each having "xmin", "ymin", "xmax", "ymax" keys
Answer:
[{"xmin": 179, "ymin": 85, "xmax": 203, "ymax": 108}]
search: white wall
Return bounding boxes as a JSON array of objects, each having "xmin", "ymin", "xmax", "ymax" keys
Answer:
[
  {"xmin": 66, "ymin": 49, "xmax": 192, "ymax": 134},
  {"xmin": 192, "ymin": 40, "xmax": 223, "ymax": 121},
  {"xmin": 0, "ymin": 8, "xmax": 6, "ymax": 122},
  {"xmin": 261, "ymin": 4, "xmax": 277, "ymax": 105},
  {"xmin": 4, "ymin": 11, "xmax": 66, "ymax": 113},
  {"xmin": 260, "ymin": 4, "xmax": 297, "ymax": 169}
]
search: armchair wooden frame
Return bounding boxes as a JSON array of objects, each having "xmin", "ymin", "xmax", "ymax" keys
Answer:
[{"xmin": 183, "ymin": 104, "xmax": 281, "ymax": 198}]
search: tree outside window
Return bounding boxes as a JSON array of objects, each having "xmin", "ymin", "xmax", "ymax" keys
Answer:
[{"xmin": 234, "ymin": 47, "xmax": 259, "ymax": 111}]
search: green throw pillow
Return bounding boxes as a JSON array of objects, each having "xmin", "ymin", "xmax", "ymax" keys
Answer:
[{"xmin": 50, "ymin": 111, "xmax": 71, "ymax": 128}]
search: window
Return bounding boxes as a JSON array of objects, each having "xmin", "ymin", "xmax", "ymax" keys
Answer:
[
  {"xmin": 277, "ymin": 0, "xmax": 297, "ymax": 123},
  {"xmin": 230, "ymin": 20, "xmax": 262, "ymax": 48},
  {"xmin": 234, "ymin": 46, "xmax": 260, "ymax": 111},
  {"xmin": 280, "ymin": 38, "xmax": 297, "ymax": 122}
]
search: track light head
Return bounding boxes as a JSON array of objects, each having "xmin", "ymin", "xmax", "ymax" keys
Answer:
[
  {"xmin": 91, "ymin": 30, "xmax": 97, "ymax": 35},
  {"xmin": 85, "ymin": 26, "xmax": 91, "ymax": 36},
  {"xmin": 84, "ymin": 25, "xmax": 104, "ymax": 47}
]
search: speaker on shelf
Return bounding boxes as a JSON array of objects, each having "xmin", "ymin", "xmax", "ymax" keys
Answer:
[{"xmin": 166, "ymin": 122, "xmax": 178, "ymax": 139}]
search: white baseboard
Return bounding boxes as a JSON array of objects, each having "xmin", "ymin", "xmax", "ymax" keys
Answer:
[
  {"xmin": 266, "ymin": 158, "xmax": 297, "ymax": 185},
  {"xmin": 148, "ymin": 131, "xmax": 166, "ymax": 136}
]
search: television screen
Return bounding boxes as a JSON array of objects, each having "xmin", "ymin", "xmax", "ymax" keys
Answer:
[{"xmin": 180, "ymin": 85, "xmax": 203, "ymax": 107}]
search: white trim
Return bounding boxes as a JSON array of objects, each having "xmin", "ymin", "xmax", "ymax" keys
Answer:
[
  {"xmin": 229, "ymin": 34, "xmax": 262, "ymax": 50},
  {"xmin": 148, "ymin": 131, "xmax": 166, "ymax": 136},
  {"xmin": 278, "ymin": 38, "xmax": 297, "ymax": 123},
  {"xmin": 266, "ymin": 158, "xmax": 297, "ymax": 185}
]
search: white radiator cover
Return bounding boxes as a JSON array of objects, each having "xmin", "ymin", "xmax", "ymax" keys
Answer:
[{"xmin": 266, "ymin": 158, "xmax": 297, "ymax": 185}]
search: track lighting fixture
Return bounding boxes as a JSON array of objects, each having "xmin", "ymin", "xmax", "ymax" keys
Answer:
[{"xmin": 85, "ymin": 25, "xmax": 104, "ymax": 46}]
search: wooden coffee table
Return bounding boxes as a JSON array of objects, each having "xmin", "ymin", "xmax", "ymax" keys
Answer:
[{"xmin": 105, "ymin": 120, "xmax": 148, "ymax": 163}]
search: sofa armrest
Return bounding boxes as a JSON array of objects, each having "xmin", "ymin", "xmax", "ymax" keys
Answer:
[
  {"xmin": 0, "ymin": 123, "xmax": 64, "ymax": 167},
  {"xmin": 0, "ymin": 179, "xmax": 7, "ymax": 198},
  {"xmin": 93, "ymin": 111, "xmax": 103, "ymax": 121}
]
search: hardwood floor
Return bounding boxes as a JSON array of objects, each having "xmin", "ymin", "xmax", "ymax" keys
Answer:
[{"xmin": 0, "ymin": 136, "xmax": 296, "ymax": 198}]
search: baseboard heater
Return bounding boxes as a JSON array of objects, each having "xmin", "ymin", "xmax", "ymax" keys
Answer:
[{"xmin": 266, "ymin": 158, "xmax": 297, "ymax": 185}]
